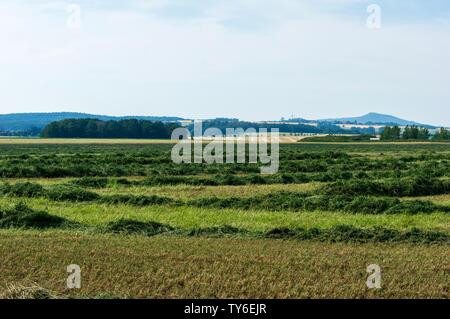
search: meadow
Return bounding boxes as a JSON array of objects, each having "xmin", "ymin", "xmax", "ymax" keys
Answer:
[{"xmin": 0, "ymin": 141, "xmax": 448, "ymax": 298}]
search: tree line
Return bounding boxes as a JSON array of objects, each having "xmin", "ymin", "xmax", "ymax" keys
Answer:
[
  {"xmin": 193, "ymin": 119, "xmax": 375, "ymax": 135},
  {"xmin": 40, "ymin": 119, "xmax": 179, "ymax": 139},
  {"xmin": 0, "ymin": 127, "xmax": 41, "ymax": 137},
  {"xmin": 381, "ymin": 126, "xmax": 450, "ymax": 141}
]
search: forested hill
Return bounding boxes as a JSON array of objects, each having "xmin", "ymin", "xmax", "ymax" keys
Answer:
[
  {"xmin": 40, "ymin": 119, "xmax": 180, "ymax": 139},
  {"xmin": 319, "ymin": 112, "xmax": 433, "ymax": 127},
  {"xmin": 0, "ymin": 112, "xmax": 184, "ymax": 131}
]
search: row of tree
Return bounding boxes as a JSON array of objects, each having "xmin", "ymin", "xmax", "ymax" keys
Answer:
[
  {"xmin": 40, "ymin": 119, "xmax": 179, "ymax": 139},
  {"xmin": 433, "ymin": 127, "xmax": 450, "ymax": 140},
  {"xmin": 0, "ymin": 127, "xmax": 41, "ymax": 137},
  {"xmin": 381, "ymin": 126, "xmax": 450, "ymax": 140},
  {"xmin": 194, "ymin": 119, "xmax": 375, "ymax": 135}
]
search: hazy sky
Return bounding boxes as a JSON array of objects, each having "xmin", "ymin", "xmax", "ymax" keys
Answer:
[{"xmin": 1, "ymin": 0, "xmax": 450, "ymax": 125}]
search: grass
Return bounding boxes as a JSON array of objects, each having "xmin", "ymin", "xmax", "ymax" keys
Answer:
[
  {"xmin": 0, "ymin": 231, "xmax": 448, "ymax": 298},
  {"xmin": 0, "ymin": 197, "xmax": 447, "ymax": 232},
  {"xmin": 95, "ymin": 183, "xmax": 322, "ymax": 199},
  {"xmin": 0, "ymin": 141, "xmax": 448, "ymax": 298}
]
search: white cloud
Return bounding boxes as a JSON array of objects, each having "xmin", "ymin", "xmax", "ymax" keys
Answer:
[{"xmin": 0, "ymin": 0, "xmax": 449, "ymax": 125}]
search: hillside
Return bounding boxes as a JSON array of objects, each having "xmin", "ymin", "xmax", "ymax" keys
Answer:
[
  {"xmin": 319, "ymin": 112, "xmax": 433, "ymax": 127},
  {"xmin": 0, "ymin": 112, "xmax": 184, "ymax": 131}
]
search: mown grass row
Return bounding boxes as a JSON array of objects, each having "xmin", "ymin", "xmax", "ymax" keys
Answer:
[
  {"xmin": 1, "ymin": 181, "xmax": 449, "ymax": 215},
  {"xmin": 324, "ymin": 176, "xmax": 450, "ymax": 197},
  {"xmin": 4, "ymin": 161, "xmax": 449, "ymax": 180},
  {"xmin": 1, "ymin": 142, "xmax": 449, "ymax": 155},
  {"xmin": 1, "ymin": 203, "xmax": 448, "ymax": 244},
  {"xmin": 66, "ymin": 167, "xmax": 450, "ymax": 187},
  {"xmin": 190, "ymin": 192, "xmax": 450, "ymax": 215},
  {"xmin": 1, "ymin": 143, "xmax": 449, "ymax": 179}
]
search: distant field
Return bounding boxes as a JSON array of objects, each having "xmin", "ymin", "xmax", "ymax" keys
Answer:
[
  {"xmin": 1, "ymin": 137, "xmax": 450, "ymax": 145},
  {"xmin": 0, "ymin": 138, "xmax": 177, "ymax": 144},
  {"xmin": 0, "ymin": 141, "xmax": 448, "ymax": 298},
  {"xmin": 0, "ymin": 136, "xmax": 308, "ymax": 144}
]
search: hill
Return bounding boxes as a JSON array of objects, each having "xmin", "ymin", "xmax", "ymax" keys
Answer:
[
  {"xmin": 0, "ymin": 112, "xmax": 184, "ymax": 131},
  {"xmin": 319, "ymin": 112, "xmax": 433, "ymax": 127}
]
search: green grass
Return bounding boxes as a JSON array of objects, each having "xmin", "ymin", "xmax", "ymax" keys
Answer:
[
  {"xmin": 95, "ymin": 183, "xmax": 322, "ymax": 199},
  {"xmin": 0, "ymin": 197, "xmax": 447, "ymax": 232}
]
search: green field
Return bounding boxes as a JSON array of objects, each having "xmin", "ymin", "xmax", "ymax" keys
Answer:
[{"xmin": 0, "ymin": 141, "xmax": 449, "ymax": 298}]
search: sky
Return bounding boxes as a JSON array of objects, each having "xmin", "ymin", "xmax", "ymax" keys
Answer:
[{"xmin": 1, "ymin": 0, "xmax": 450, "ymax": 125}]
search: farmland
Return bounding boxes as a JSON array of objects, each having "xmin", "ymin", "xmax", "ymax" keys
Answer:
[{"xmin": 0, "ymin": 141, "xmax": 449, "ymax": 298}]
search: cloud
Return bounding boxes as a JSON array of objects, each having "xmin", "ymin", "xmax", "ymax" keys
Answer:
[{"xmin": 0, "ymin": 1, "xmax": 449, "ymax": 125}]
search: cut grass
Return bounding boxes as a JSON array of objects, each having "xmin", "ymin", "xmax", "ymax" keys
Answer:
[
  {"xmin": 1, "ymin": 181, "xmax": 448, "ymax": 215},
  {"xmin": 0, "ymin": 203, "xmax": 447, "ymax": 243},
  {"xmin": 0, "ymin": 142, "xmax": 448, "ymax": 299},
  {"xmin": 0, "ymin": 232, "xmax": 448, "ymax": 298},
  {"xmin": 0, "ymin": 197, "xmax": 447, "ymax": 232},
  {"xmin": 97, "ymin": 183, "xmax": 322, "ymax": 200},
  {"xmin": 1, "ymin": 180, "xmax": 323, "ymax": 199}
]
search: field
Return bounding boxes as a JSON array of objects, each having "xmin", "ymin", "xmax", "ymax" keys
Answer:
[
  {"xmin": 0, "ymin": 141, "xmax": 449, "ymax": 298},
  {"xmin": 0, "ymin": 136, "xmax": 307, "ymax": 144}
]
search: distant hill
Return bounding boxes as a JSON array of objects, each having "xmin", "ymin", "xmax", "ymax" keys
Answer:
[
  {"xmin": 0, "ymin": 111, "xmax": 438, "ymax": 134},
  {"xmin": 319, "ymin": 112, "xmax": 434, "ymax": 127},
  {"xmin": 0, "ymin": 112, "xmax": 184, "ymax": 131}
]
